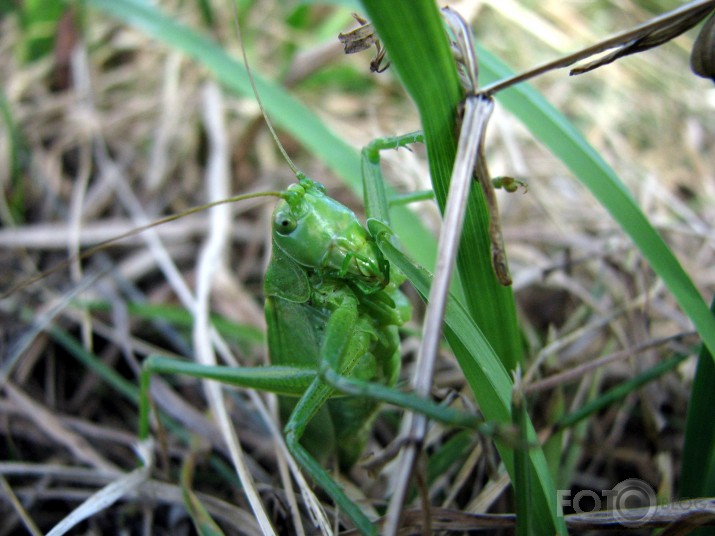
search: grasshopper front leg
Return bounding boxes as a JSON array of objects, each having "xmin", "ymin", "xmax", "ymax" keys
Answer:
[{"xmin": 361, "ymin": 131, "xmax": 425, "ymax": 224}]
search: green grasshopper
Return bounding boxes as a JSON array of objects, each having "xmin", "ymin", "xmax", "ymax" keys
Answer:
[
  {"xmin": 138, "ymin": 151, "xmax": 488, "ymax": 534},
  {"xmin": 134, "ymin": 13, "xmax": 489, "ymax": 536},
  {"xmin": 0, "ymin": 11, "xmax": 488, "ymax": 536}
]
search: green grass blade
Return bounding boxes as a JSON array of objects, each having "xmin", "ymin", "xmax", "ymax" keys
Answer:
[
  {"xmin": 182, "ymin": 452, "xmax": 227, "ymax": 536},
  {"xmin": 475, "ymin": 48, "xmax": 715, "ymax": 363},
  {"xmin": 359, "ymin": 3, "xmax": 561, "ymax": 532},
  {"xmin": 50, "ymin": 326, "xmax": 140, "ymax": 403},
  {"xmin": 555, "ymin": 352, "xmax": 689, "ymax": 430},
  {"xmin": 426, "ymin": 430, "xmax": 474, "ymax": 485},
  {"xmin": 0, "ymin": 89, "xmax": 27, "ymax": 221},
  {"xmin": 371, "ymin": 219, "xmax": 566, "ymax": 534},
  {"xmin": 84, "ymin": 300, "xmax": 264, "ymax": 352},
  {"xmin": 680, "ymin": 296, "xmax": 715, "ymax": 505},
  {"xmin": 512, "ymin": 379, "xmax": 533, "ymax": 536},
  {"xmin": 17, "ymin": 0, "xmax": 66, "ymax": 61},
  {"xmin": 360, "ymin": 1, "xmax": 715, "ymax": 366},
  {"xmin": 86, "ymin": 0, "xmax": 437, "ymax": 271},
  {"xmin": 52, "ymin": 326, "xmax": 243, "ymax": 492},
  {"xmin": 361, "ymin": 0, "xmax": 523, "ymax": 370}
]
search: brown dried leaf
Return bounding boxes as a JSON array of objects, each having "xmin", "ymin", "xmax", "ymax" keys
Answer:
[
  {"xmin": 338, "ymin": 14, "xmax": 377, "ymax": 54},
  {"xmin": 572, "ymin": 2, "xmax": 715, "ymax": 75},
  {"xmin": 482, "ymin": 1, "xmax": 715, "ymax": 94},
  {"xmin": 338, "ymin": 13, "xmax": 389, "ymax": 73}
]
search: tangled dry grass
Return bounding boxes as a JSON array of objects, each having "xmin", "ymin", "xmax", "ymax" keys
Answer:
[{"xmin": 1, "ymin": 0, "xmax": 714, "ymax": 534}]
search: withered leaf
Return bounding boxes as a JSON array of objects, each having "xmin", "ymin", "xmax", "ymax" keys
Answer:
[
  {"xmin": 571, "ymin": 2, "xmax": 715, "ymax": 75},
  {"xmin": 338, "ymin": 13, "xmax": 389, "ymax": 73}
]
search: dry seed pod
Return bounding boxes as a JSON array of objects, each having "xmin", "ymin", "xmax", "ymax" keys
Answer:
[
  {"xmin": 691, "ymin": 11, "xmax": 715, "ymax": 81},
  {"xmin": 338, "ymin": 13, "xmax": 389, "ymax": 72}
]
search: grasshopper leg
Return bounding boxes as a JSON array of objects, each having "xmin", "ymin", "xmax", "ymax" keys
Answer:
[
  {"xmin": 361, "ymin": 131, "xmax": 425, "ymax": 223},
  {"xmin": 281, "ymin": 293, "xmax": 380, "ymax": 535}
]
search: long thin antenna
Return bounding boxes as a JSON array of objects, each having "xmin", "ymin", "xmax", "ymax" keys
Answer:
[
  {"xmin": 0, "ymin": 190, "xmax": 282, "ymax": 299},
  {"xmin": 229, "ymin": 5, "xmax": 332, "ymax": 535},
  {"xmin": 231, "ymin": 6, "xmax": 305, "ymax": 180}
]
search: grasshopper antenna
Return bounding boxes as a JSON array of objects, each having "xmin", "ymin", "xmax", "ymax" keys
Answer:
[
  {"xmin": 231, "ymin": 9, "xmax": 305, "ymax": 181},
  {"xmin": 0, "ymin": 190, "xmax": 282, "ymax": 299}
]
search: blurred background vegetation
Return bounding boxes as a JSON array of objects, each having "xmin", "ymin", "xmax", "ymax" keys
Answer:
[{"xmin": 1, "ymin": 0, "xmax": 714, "ymax": 533}]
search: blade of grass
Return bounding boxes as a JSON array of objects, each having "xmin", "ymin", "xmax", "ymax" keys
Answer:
[
  {"xmin": 360, "ymin": 3, "xmax": 562, "ymax": 533},
  {"xmin": 83, "ymin": 300, "xmax": 264, "ymax": 352},
  {"xmin": 475, "ymin": 46, "xmax": 715, "ymax": 365},
  {"xmin": 360, "ymin": 0, "xmax": 523, "ymax": 372},
  {"xmin": 0, "ymin": 89, "xmax": 27, "ymax": 221},
  {"xmin": 680, "ymin": 296, "xmax": 715, "ymax": 506},
  {"xmin": 50, "ymin": 326, "xmax": 139, "ymax": 403},
  {"xmin": 50, "ymin": 326, "xmax": 244, "ymax": 490},
  {"xmin": 555, "ymin": 352, "xmax": 689, "ymax": 430},
  {"xmin": 512, "ymin": 374, "xmax": 533, "ymax": 536},
  {"xmin": 181, "ymin": 450, "xmax": 227, "ymax": 536},
  {"xmin": 45, "ymin": 442, "xmax": 153, "ymax": 536},
  {"xmin": 17, "ymin": 0, "xmax": 66, "ymax": 62},
  {"xmin": 371, "ymin": 220, "xmax": 566, "ymax": 535}
]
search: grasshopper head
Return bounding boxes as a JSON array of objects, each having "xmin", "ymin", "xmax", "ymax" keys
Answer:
[{"xmin": 272, "ymin": 178, "xmax": 389, "ymax": 293}]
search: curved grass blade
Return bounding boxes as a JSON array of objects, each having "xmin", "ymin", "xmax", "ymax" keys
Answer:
[
  {"xmin": 555, "ymin": 352, "xmax": 689, "ymax": 431},
  {"xmin": 512, "ymin": 373, "xmax": 533, "ymax": 536},
  {"xmin": 359, "ymin": 2, "xmax": 560, "ymax": 532},
  {"xmin": 475, "ymin": 47, "xmax": 715, "ymax": 362},
  {"xmin": 181, "ymin": 449, "xmax": 226, "ymax": 536},
  {"xmin": 369, "ymin": 219, "xmax": 565, "ymax": 534}
]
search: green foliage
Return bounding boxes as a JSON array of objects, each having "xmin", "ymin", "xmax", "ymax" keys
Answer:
[
  {"xmin": 16, "ymin": 0, "xmax": 66, "ymax": 62},
  {"xmin": 68, "ymin": 0, "xmax": 713, "ymax": 533},
  {"xmin": 361, "ymin": 0, "xmax": 524, "ymax": 371},
  {"xmin": 84, "ymin": 300, "xmax": 264, "ymax": 353},
  {"xmin": 475, "ymin": 46, "xmax": 715, "ymax": 362},
  {"xmin": 0, "ymin": 90, "xmax": 26, "ymax": 222},
  {"xmin": 681, "ymin": 297, "xmax": 715, "ymax": 531},
  {"xmin": 359, "ymin": 1, "xmax": 560, "ymax": 531},
  {"xmin": 371, "ymin": 219, "xmax": 565, "ymax": 534}
]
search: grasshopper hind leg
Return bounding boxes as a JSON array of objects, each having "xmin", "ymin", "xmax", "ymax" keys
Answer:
[
  {"xmin": 328, "ymin": 323, "xmax": 401, "ymax": 471},
  {"xmin": 280, "ymin": 295, "xmax": 382, "ymax": 534},
  {"xmin": 283, "ymin": 379, "xmax": 380, "ymax": 536}
]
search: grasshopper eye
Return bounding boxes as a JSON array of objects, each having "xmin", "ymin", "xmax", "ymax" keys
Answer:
[{"xmin": 273, "ymin": 212, "xmax": 297, "ymax": 235}]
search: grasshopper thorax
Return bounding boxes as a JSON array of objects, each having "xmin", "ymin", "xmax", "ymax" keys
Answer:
[{"xmin": 271, "ymin": 178, "xmax": 389, "ymax": 294}]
